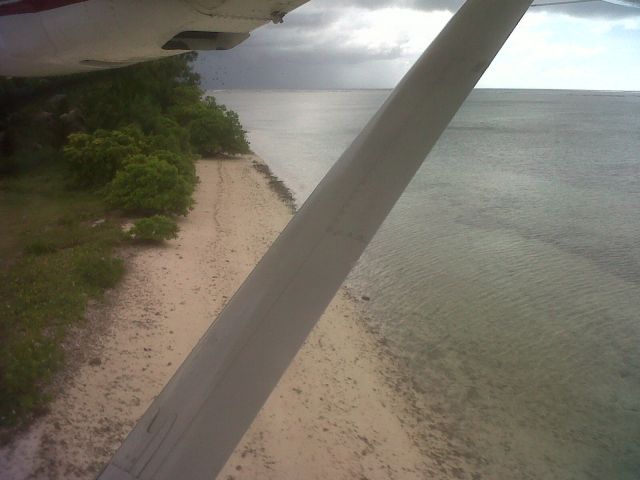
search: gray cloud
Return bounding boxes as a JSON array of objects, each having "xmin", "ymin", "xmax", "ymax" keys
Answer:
[
  {"xmin": 302, "ymin": 0, "xmax": 637, "ymax": 17},
  {"xmin": 196, "ymin": 0, "xmax": 640, "ymax": 90}
]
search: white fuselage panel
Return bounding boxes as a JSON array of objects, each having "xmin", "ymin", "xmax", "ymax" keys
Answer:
[{"xmin": 0, "ymin": 0, "xmax": 308, "ymax": 77}]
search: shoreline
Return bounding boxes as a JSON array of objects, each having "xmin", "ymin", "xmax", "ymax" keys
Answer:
[
  {"xmin": 250, "ymin": 157, "xmax": 297, "ymax": 213},
  {"xmin": 0, "ymin": 154, "xmax": 430, "ymax": 479}
]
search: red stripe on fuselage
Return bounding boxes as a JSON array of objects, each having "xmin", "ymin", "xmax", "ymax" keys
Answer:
[{"xmin": 0, "ymin": 0, "xmax": 88, "ymax": 16}]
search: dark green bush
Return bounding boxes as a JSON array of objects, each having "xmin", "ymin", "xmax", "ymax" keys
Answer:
[
  {"xmin": 106, "ymin": 155, "xmax": 193, "ymax": 215},
  {"xmin": 184, "ymin": 104, "xmax": 225, "ymax": 156},
  {"xmin": 1, "ymin": 81, "xmax": 81, "ymax": 175},
  {"xmin": 154, "ymin": 150, "xmax": 197, "ymax": 185},
  {"xmin": 148, "ymin": 116, "xmax": 191, "ymax": 154},
  {"xmin": 0, "ymin": 150, "xmax": 50, "ymax": 176},
  {"xmin": 220, "ymin": 108, "xmax": 250, "ymax": 154},
  {"xmin": 77, "ymin": 53, "xmax": 200, "ymax": 132},
  {"xmin": 63, "ymin": 126, "xmax": 147, "ymax": 188},
  {"xmin": 75, "ymin": 252, "xmax": 124, "ymax": 289},
  {"xmin": 177, "ymin": 98, "xmax": 249, "ymax": 156},
  {"xmin": 129, "ymin": 215, "xmax": 179, "ymax": 242}
]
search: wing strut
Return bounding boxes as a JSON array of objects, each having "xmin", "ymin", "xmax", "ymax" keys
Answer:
[{"xmin": 99, "ymin": 1, "xmax": 533, "ymax": 478}]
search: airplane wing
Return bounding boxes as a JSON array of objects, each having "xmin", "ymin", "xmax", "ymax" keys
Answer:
[
  {"xmin": 604, "ymin": 0, "xmax": 640, "ymax": 6},
  {"xmin": 0, "ymin": 0, "xmax": 309, "ymax": 77},
  {"xmin": 98, "ymin": 1, "xmax": 534, "ymax": 478}
]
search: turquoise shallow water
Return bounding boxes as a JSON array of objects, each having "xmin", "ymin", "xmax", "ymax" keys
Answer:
[{"xmin": 213, "ymin": 89, "xmax": 640, "ymax": 479}]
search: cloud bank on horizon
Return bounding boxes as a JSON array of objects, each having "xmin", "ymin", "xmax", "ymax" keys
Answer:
[{"xmin": 196, "ymin": 0, "xmax": 640, "ymax": 90}]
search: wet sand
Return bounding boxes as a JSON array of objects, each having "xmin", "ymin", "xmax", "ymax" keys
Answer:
[{"xmin": 0, "ymin": 155, "xmax": 429, "ymax": 479}]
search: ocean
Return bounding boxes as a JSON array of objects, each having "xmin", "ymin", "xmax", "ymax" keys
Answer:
[{"xmin": 212, "ymin": 89, "xmax": 640, "ymax": 480}]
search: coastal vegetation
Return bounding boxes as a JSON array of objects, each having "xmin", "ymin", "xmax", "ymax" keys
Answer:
[
  {"xmin": 128, "ymin": 215, "xmax": 180, "ymax": 243},
  {"xmin": 0, "ymin": 53, "xmax": 248, "ymax": 432}
]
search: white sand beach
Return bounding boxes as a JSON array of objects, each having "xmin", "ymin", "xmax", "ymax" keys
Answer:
[{"xmin": 0, "ymin": 155, "xmax": 431, "ymax": 479}]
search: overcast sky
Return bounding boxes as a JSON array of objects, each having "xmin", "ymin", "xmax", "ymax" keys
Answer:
[{"xmin": 195, "ymin": 0, "xmax": 640, "ymax": 91}]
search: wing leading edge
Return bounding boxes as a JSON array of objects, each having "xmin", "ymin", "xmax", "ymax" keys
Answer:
[{"xmin": 99, "ymin": 1, "xmax": 534, "ymax": 478}]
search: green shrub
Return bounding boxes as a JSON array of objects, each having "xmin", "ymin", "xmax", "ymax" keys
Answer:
[
  {"xmin": 154, "ymin": 150, "xmax": 197, "ymax": 185},
  {"xmin": 77, "ymin": 53, "xmax": 200, "ymax": 132},
  {"xmin": 180, "ymin": 98, "xmax": 249, "ymax": 156},
  {"xmin": 74, "ymin": 251, "xmax": 124, "ymax": 289},
  {"xmin": 148, "ymin": 116, "xmax": 191, "ymax": 154},
  {"xmin": 63, "ymin": 126, "xmax": 147, "ymax": 188},
  {"xmin": 129, "ymin": 215, "xmax": 179, "ymax": 242},
  {"xmin": 186, "ymin": 104, "xmax": 225, "ymax": 156},
  {"xmin": 106, "ymin": 155, "xmax": 193, "ymax": 215},
  {"xmin": 220, "ymin": 108, "xmax": 250, "ymax": 154}
]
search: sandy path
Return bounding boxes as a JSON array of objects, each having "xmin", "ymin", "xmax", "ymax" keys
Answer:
[{"xmin": 0, "ymin": 156, "xmax": 428, "ymax": 479}]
